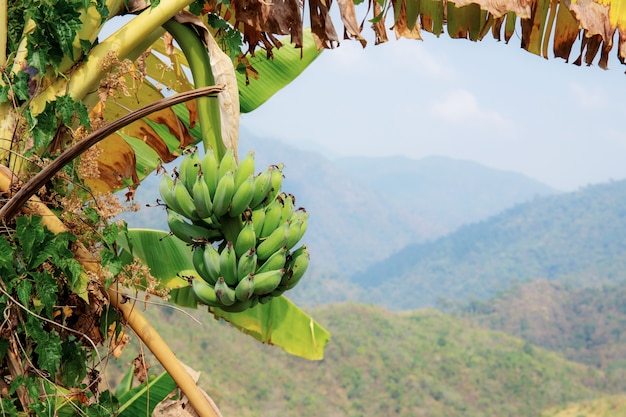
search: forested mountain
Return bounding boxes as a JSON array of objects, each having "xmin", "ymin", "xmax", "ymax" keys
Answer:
[
  {"xmin": 353, "ymin": 180, "xmax": 626, "ymax": 310},
  {"xmin": 109, "ymin": 303, "xmax": 625, "ymax": 417},
  {"xmin": 457, "ymin": 279, "xmax": 626, "ymax": 370}
]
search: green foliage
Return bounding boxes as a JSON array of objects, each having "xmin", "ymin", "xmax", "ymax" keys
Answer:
[
  {"xmin": 0, "ymin": 215, "xmax": 117, "ymax": 416},
  {"xmin": 109, "ymin": 302, "xmax": 626, "ymax": 417}
]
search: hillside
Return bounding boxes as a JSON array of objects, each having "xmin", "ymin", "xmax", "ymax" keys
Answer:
[
  {"xmin": 354, "ymin": 180, "xmax": 626, "ymax": 310},
  {"xmin": 107, "ymin": 303, "xmax": 626, "ymax": 417},
  {"xmin": 456, "ymin": 279, "xmax": 626, "ymax": 371},
  {"xmin": 336, "ymin": 154, "xmax": 557, "ymax": 230}
]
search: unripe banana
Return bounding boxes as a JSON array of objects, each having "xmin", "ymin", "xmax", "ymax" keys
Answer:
[
  {"xmin": 234, "ymin": 220, "xmax": 256, "ymax": 258},
  {"xmin": 159, "ymin": 174, "xmax": 183, "ymax": 213},
  {"xmin": 250, "ymin": 207, "xmax": 265, "ymax": 236},
  {"xmin": 266, "ymin": 163, "xmax": 284, "ymax": 203},
  {"xmin": 249, "ymin": 167, "xmax": 273, "ymax": 208},
  {"xmin": 256, "ymin": 246, "xmax": 287, "ymax": 274},
  {"xmin": 256, "ymin": 222, "xmax": 290, "ymax": 261},
  {"xmin": 258, "ymin": 294, "xmax": 273, "ymax": 304},
  {"xmin": 234, "ymin": 150, "xmax": 255, "ymax": 189},
  {"xmin": 252, "ymin": 269, "xmax": 284, "ymax": 295},
  {"xmin": 285, "ymin": 217, "xmax": 303, "ymax": 250},
  {"xmin": 237, "ymin": 248, "xmax": 258, "ymax": 282},
  {"xmin": 218, "ymin": 298, "xmax": 255, "ymax": 312},
  {"xmin": 192, "ymin": 173, "xmax": 214, "ymax": 219},
  {"xmin": 235, "ymin": 274, "xmax": 255, "ymax": 302},
  {"xmin": 173, "ymin": 179, "xmax": 201, "ymax": 221},
  {"xmin": 229, "ymin": 174, "xmax": 255, "ymax": 217},
  {"xmin": 259, "ymin": 198, "xmax": 283, "ymax": 238},
  {"xmin": 191, "ymin": 278, "xmax": 221, "ymax": 307},
  {"xmin": 218, "ymin": 148, "xmax": 237, "ymax": 179},
  {"xmin": 179, "ymin": 149, "xmax": 201, "ymax": 193},
  {"xmin": 201, "ymin": 148, "xmax": 219, "ymax": 198},
  {"xmin": 167, "ymin": 209, "xmax": 213, "ymax": 244},
  {"xmin": 202, "ymin": 243, "xmax": 221, "ymax": 285},
  {"xmin": 283, "ymin": 246, "xmax": 310, "ymax": 289},
  {"xmin": 193, "ymin": 244, "xmax": 214, "ymax": 284},
  {"xmin": 280, "ymin": 193, "xmax": 295, "ymax": 223},
  {"xmin": 214, "ymin": 277, "xmax": 237, "ymax": 306},
  {"xmin": 219, "ymin": 242, "xmax": 238, "ymax": 287},
  {"xmin": 212, "ymin": 170, "xmax": 235, "ymax": 217},
  {"xmin": 291, "ymin": 209, "xmax": 308, "ymax": 246}
]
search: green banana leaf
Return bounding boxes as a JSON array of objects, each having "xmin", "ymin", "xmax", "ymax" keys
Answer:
[
  {"xmin": 117, "ymin": 228, "xmax": 330, "ymax": 360},
  {"xmin": 237, "ymin": 28, "xmax": 323, "ymax": 113},
  {"xmin": 116, "ymin": 370, "xmax": 178, "ymax": 417}
]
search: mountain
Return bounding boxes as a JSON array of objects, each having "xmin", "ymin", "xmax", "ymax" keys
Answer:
[
  {"xmin": 353, "ymin": 180, "xmax": 626, "ymax": 310},
  {"xmin": 108, "ymin": 302, "xmax": 626, "ymax": 417},
  {"xmin": 121, "ymin": 132, "xmax": 556, "ymax": 279},
  {"xmin": 335, "ymin": 154, "xmax": 557, "ymax": 231},
  {"xmin": 456, "ymin": 279, "xmax": 626, "ymax": 371}
]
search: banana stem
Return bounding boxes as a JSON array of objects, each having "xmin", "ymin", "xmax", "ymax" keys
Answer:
[{"xmin": 0, "ymin": 167, "xmax": 220, "ymax": 417}]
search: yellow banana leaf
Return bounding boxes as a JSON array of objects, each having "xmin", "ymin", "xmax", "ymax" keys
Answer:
[{"xmin": 117, "ymin": 228, "xmax": 331, "ymax": 360}]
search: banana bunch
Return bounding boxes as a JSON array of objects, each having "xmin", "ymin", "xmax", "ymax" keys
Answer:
[{"xmin": 159, "ymin": 148, "xmax": 310, "ymax": 312}]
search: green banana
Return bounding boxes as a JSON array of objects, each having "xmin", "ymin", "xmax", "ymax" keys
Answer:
[
  {"xmin": 179, "ymin": 149, "xmax": 201, "ymax": 193},
  {"xmin": 235, "ymin": 274, "xmax": 255, "ymax": 302},
  {"xmin": 259, "ymin": 198, "xmax": 283, "ymax": 238},
  {"xmin": 212, "ymin": 170, "xmax": 235, "ymax": 217},
  {"xmin": 280, "ymin": 193, "xmax": 295, "ymax": 223},
  {"xmin": 250, "ymin": 207, "xmax": 265, "ymax": 235},
  {"xmin": 201, "ymin": 148, "xmax": 219, "ymax": 198},
  {"xmin": 217, "ymin": 299, "xmax": 254, "ymax": 312},
  {"xmin": 167, "ymin": 209, "xmax": 213, "ymax": 244},
  {"xmin": 249, "ymin": 167, "xmax": 273, "ymax": 208},
  {"xmin": 237, "ymin": 248, "xmax": 258, "ymax": 282},
  {"xmin": 192, "ymin": 173, "xmax": 214, "ymax": 219},
  {"xmin": 159, "ymin": 174, "xmax": 183, "ymax": 213},
  {"xmin": 229, "ymin": 174, "xmax": 255, "ymax": 217},
  {"xmin": 234, "ymin": 150, "xmax": 255, "ymax": 189},
  {"xmin": 252, "ymin": 269, "xmax": 284, "ymax": 295},
  {"xmin": 234, "ymin": 220, "xmax": 256, "ymax": 258},
  {"xmin": 191, "ymin": 278, "xmax": 221, "ymax": 307},
  {"xmin": 173, "ymin": 179, "xmax": 200, "ymax": 221},
  {"xmin": 162, "ymin": 20, "xmax": 224, "ymax": 156},
  {"xmin": 214, "ymin": 277, "xmax": 237, "ymax": 306},
  {"xmin": 219, "ymin": 242, "xmax": 238, "ymax": 287},
  {"xmin": 218, "ymin": 148, "xmax": 237, "ymax": 179},
  {"xmin": 193, "ymin": 244, "xmax": 214, "ymax": 284},
  {"xmin": 266, "ymin": 163, "xmax": 284, "ymax": 203},
  {"xmin": 283, "ymin": 245, "xmax": 310, "ymax": 289},
  {"xmin": 256, "ymin": 222, "xmax": 290, "ymax": 261},
  {"xmin": 285, "ymin": 218, "xmax": 303, "ymax": 250},
  {"xmin": 256, "ymin": 246, "xmax": 287, "ymax": 274},
  {"xmin": 202, "ymin": 243, "xmax": 221, "ymax": 285}
]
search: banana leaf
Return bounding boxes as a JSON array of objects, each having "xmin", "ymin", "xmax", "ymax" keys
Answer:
[
  {"xmin": 117, "ymin": 228, "xmax": 330, "ymax": 360},
  {"xmin": 116, "ymin": 369, "xmax": 178, "ymax": 417}
]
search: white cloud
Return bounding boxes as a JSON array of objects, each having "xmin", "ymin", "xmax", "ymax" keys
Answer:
[{"xmin": 429, "ymin": 89, "xmax": 511, "ymax": 128}]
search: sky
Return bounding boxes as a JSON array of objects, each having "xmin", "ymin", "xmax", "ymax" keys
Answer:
[{"xmin": 239, "ymin": 29, "xmax": 626, "ymax": 192}]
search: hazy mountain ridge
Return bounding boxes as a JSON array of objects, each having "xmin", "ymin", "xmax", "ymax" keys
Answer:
[
  {"xmin": 354, "ymin": 179, "xmax": 626, "ymax": 310},
  {"xmin": 336, "ymin": 154, "xmax": 558, "ymax": 231}
]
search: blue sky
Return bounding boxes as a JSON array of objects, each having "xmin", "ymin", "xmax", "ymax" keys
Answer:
[{"xmin": 240, "ymin": 31, "xmax": 626, "ymax": 191}]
